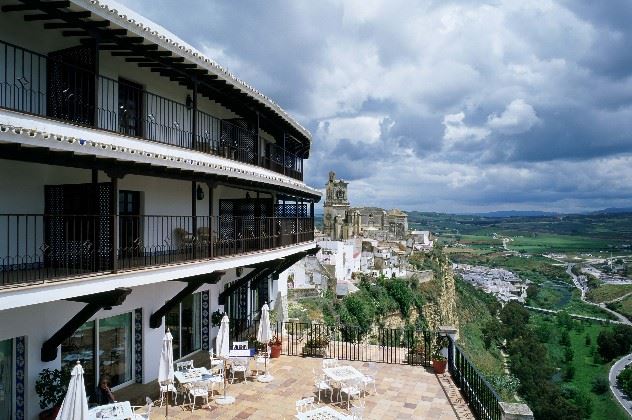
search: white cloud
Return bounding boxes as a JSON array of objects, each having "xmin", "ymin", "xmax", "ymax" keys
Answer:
[
  {"xmin": 442, "ymin": 99, "xmax": 540, "ymax": 146},
  {"xmin": 442, "ymin": 112, "xmax": 490, "ymax": 144},
  {"xmin": 316, "ymin": 116, "xmax": 387, "ymax": 145},
  {"xmin": 487, "ymin": 99, "xmax": 540, "ymax": 134}
]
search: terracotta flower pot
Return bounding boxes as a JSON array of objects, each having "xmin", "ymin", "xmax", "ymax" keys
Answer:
[
  {"xmin": 39, "ymin": 406, "xmax": 60, "ymax": 420},
  {"xmin": 270, "ymin": 343, "xmax": 282, "ymax": 358},
  {"xmin": 432, "ymin": 359, "xmax": 447, "ymax": 374}
]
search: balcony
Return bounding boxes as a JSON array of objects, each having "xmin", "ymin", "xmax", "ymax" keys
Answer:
[
  {"xmin": 0, "ymin": 214, "xmax": 314, "ymax": 288},
  {"xmin": 0, "ymin": 40, "xmax": 305, "ymax": 180}
]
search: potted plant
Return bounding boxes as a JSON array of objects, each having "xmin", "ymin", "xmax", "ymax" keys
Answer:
[
  {"xmin": 406, "ymin": 341, "xmax": 426, "ymax": 365},
  {"xmin": 303, "ymin": 334, "xmax": 330, "ymax": 357},
  {"xmin": 35, "ymin": 367, "xmax": 71, "ymax": 420},
  {"xmin": 211, "ymin": 310, "xmax": 224, "ymax": 327},
  {"xmin": 269, "ymin": 335, "xmax": 282, "ymax": 358},
  {"xmin": 432, "ymin": 336, "xmax": 450, "ymax": 374}
]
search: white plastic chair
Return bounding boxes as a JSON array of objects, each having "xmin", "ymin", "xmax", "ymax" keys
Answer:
[
  {"xmin": 295, "ymin": 396, "xmax": 316, "ymax": 413},
  {"xmin": 176, "ymin": 360, "xmax": 194, "ymax": 371},
  {"xmin": 131, "ymin": 397, "xmax": 153, "ymax": 420},
  {"xmin": 158, "ymin": 380, "xmax": 177, "ymax": 407},
  {"xmin": 322, "ymin": 358, "xmax": 339, "ymax": 369},
  {"xmin": 230, "ymin": 358, "xmax": 249, "ymax": 383},
  {"xmin": 312, "ymin": 368, "xmax": 334, "ymax": 403},
  {"xmin": 361, "ymin": 363, "xmax": 378, "ymax": 394},
  {"xmin": 209, "ymin": 350, "xmax": 223, "ymax": 372},
  {"xmin": 339, "ymin": 377, "xmax": 364, "ymax": 409},
  {"xmin": 255, "ymin": 351, "xmax": 269, "ymax": 374},
  {"xmin": 187, "ymin": 381, "xmax": 209, "ymax": 411},
  {"xmin": 350, "ymin": 402, "xmax": 365, "ymax": 420},
  {"xmin": 207, "ymin": 364, "xmax": 225, "ymax": 396}
]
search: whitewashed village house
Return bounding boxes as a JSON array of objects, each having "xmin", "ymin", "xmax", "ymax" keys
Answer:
[{"xmin": 0, "ymin": 1, "xmax": 319, "ymax": 418}]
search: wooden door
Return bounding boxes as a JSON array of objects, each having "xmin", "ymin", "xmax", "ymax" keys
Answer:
[{"xmin": 47, "ymin": 45, "xmax": 96, "ymax": 126}]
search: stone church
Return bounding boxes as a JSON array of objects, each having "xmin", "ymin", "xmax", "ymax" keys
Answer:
[{"xmin": 323, "ymin": 172, "xmax": 408, "ymax": 240}]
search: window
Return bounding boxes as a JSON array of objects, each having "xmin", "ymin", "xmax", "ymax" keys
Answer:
[
  {"xmin": 61, "ymin": 321, "xmax": 95, "ymax": 390},
  {"xmin": 98, "ymin": 313, "xmax": 132, "ymax": 387},
  {"xmin": 165, "ymin": 293, "xmax": 201, "ymax": 360},
  {"xmin": 0, "ymin": 339, "xmax": 12, "ymax": 419},
  {"xmin": 61, "ymin": 313, "xmax": 133, "ymax": 391}
]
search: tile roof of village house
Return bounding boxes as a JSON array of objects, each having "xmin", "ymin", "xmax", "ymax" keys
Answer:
[{"xmin": 71, "ymin": 0, "xmax": 311, "ymax": 141}]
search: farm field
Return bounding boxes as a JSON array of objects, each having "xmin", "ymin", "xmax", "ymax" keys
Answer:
[{"xmin": 587, "ymin": 284, "xmax": 632, "ymax": 303}]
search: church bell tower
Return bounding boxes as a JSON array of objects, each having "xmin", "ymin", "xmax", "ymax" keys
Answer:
[{"xmin": 323, "ymin": 171, "xmax": 350, "ymax": 239}]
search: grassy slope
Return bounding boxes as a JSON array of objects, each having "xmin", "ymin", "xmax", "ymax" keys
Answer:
[
  {"xmin": 609, "ymin": 295, "xmax": 632, "ymax": 321},
  {"xmin": 530, "ymin": 314, "xmax": 629, "ymax": 420},
  {"xmin": 455, "ymin": 279, "xmax": 505, "ymax": 376},
  {"xmin": 587, "ymin": 284, "xmax": 632, "ymax": 303}
]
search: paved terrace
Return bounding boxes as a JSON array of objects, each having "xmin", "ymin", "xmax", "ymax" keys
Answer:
[{"xmin": 118, "ymin": 353, "xmax": 473, "ymax": 419}]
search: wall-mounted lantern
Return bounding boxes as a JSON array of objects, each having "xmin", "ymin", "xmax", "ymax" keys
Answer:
[
  {"xmin": 186, "ymin": 94, "xmax": 193, "ymax": 110},
  {"xmin": 196, "ymin": 184, "xmax": 204, "ymax": 200}
]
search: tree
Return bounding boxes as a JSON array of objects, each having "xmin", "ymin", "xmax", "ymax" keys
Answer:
[
  {"xmin": 618, "ymin": 365, "xmax": 632, "ymax": 398},
  {"xmin": 584, "ymin": 334, "xmax": 591, "ymax": 346},
  {"xmin": 556, "ymin": 311, "xmax": 573, "ymax": 329},
  {"xmin": 561, "ymin": 385, "xmax": 593, "ymax": 419},
  {"xmin": 563, "ymin": 347, "xmax": 574, "ymax": 363},
  {"xmin": 598, "ymin": 325, "xmax": 632, "ymax": 361},
  {"xmin": 559, "ymin": 330, "xmax": 571, "ymax": 347},
  {"xmin": 591, "ymin": 377, "xmax": 609, "ymax": 395},
  {"xmin": 500, "ymin": 302, "xmax": 530, "ymax": 341},
  {"xmin": 526, "ymin": 284, "xmax": 539, "ymax": 301},
  {"xmin": 482, "ymin": 318, "xmax": 502, "ymax": 350}
]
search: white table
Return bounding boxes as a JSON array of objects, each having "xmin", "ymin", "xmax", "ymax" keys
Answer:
[
  {"xmin": 322, "ymin": 365, "xmax": 364, "ymax": 383},
  {"xmin": 173, "ymin": 367, "xmax": 210, "ymax": 384},
  {"xmin": 295, "ymin": 406, "xmax": 351, "ymax": 419},
  {"xmin": 88, "ymin": 401, "xmax": 133, "ymax": 419}
]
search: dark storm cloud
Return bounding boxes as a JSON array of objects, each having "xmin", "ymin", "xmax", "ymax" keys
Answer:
[{"xmin": 118, "ymin": 0, "xmax": 632, "ymax": 212}]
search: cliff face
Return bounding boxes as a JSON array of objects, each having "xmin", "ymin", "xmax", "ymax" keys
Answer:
[{"xmin": 423, "ymin": 251, "xmax": 459, "ymax": 331}]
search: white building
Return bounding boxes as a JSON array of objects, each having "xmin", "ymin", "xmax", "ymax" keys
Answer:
[
  {"xmin": 408, "ymin": 230, "xmax": 433, "ymax": 251},
  {"xmin": 0, "ymin": 1, "xmax": 319, "ymax": 418}
]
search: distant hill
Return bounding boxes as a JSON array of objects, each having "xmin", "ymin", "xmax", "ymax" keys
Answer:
[
  {"xmin": 590, "ymin": 207, "xmax": 632, "ymax": 215},
  {"xmin": 466, "ymin": 210, "xmax": 560, "ymax": 218}
]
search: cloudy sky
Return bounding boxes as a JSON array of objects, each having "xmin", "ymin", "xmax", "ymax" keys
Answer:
[{"xmin": 120, "ymin": 0, "xmax": 632, "ymax": 213}]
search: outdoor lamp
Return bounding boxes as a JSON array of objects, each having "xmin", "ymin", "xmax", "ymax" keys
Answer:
[
  {"xmin": 186, "ymin": 94, "xmax": 193, "ymax": 110},
  {"xmin": 196, "ymin": 184, "xmax": 204, "ymax": 200}
]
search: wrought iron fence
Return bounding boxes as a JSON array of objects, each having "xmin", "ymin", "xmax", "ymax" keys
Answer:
[
  {"xmin": 228, "ymin": 320, "xmax": 435, "ymax": 366},
  {"xmin": 0, "ymin": 214, "xmax": 314, "ymax": 287},
  {"xmin": 448, "ymin": 336, "xmax": 502, "ymax": 420},
  {"xmin": 0, "ymin": 39, "xmax": 304, "ymax": 180}
]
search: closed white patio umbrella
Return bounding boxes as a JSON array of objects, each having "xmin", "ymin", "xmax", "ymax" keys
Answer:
[
  {"xmin": 256, "ymin": 302, "xmax": 274, "ymax": 382},
  {"xmin": 55, "ymin": 361, "xmax": 88, "ymax": 420},
  {"xmin": 159, "ymin": 329, "xmax": 175, "ymax": 417},
  {"xmin": 215, "ymin": 314, "xmax": 235, "ymax": 405}
]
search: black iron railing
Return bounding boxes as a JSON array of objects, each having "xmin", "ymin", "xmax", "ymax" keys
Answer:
[
  {"xmin": 0, "ymin": 40, "xmax": 304, "ymax": 180},
  {"xmin": 448, "ymin": 337, "xmax": 502, "ymax": 420},
  {"xmin": 228, "ymin": 320, "xmax": 435, "ymax": 366},
  {"xmin": 0, "ymin": 214, "xmax": 314, "ymax": 287}
]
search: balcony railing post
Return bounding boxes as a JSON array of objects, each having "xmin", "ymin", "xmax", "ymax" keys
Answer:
[
  {"xmin": 94, "ymin": 37, "xmax": 100, "ymax": 127},
  {"xmin": 191, "ymin": 81, "xmax": 198, "ymax": 150},
  {"xmin": 110, "ymin": 175, "xmax": 119, "ymax": 274}
]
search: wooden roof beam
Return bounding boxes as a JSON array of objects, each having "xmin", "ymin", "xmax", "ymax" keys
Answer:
[
  {"xmin": 44, "ymin": 20, "xmax": 109, "ymax": 29},
  {"xmin": 24, "ymin": 11, "xmax": 90, "ymax": 21},
  {"xmin": 2, "ymin": 1, "xmax": 69, "ymax": 12}
]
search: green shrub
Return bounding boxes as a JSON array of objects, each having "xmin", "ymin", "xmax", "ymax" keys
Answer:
[
  {"xmin": 618, "ymin": 365, "xmax": 632, "ymax": 398},
  {"xmin": 590, "ymin": 377, "xmax": 609, "ymax": 395}
]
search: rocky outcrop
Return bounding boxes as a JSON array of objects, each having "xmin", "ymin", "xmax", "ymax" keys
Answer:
[{"xmin": 423, "ymin": 250, "xmax": 459, "ymax": 332}]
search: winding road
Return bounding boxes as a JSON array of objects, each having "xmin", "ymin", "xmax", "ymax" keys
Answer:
[
  {"xmin": 566, "ymin": 264, "xmax": 632, "ymax": 416},
  {"xmin": 609, "ymin": 354, "xmax": 632, "ymax": 417}
]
